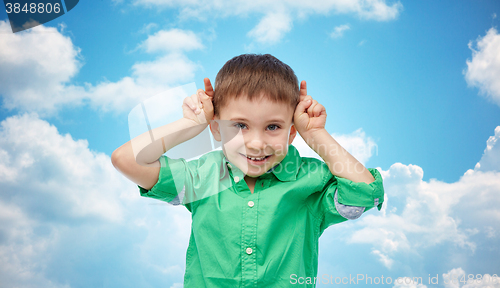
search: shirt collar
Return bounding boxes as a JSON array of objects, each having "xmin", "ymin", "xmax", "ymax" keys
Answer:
[
  {"xmin": 268, "ymin": 144, "xmax": 300, "ymax": 182},
  {"xmin": 223, "ymin": 144, "xmax": 301, "ymax": 182}
]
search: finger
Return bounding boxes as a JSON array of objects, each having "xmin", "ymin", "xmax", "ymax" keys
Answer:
[
  {"xmin": 183, "ymin": 97, "xmax": 196, "ymax": 111},
  {"xmin": 188, "ymin": 93, "xmax": 201, "ymax": 114},
  {"xmin": 300, "ymin": 80, "xmax": 307, "ymax": 97},
  {"xmin": 199, "ymin": 89, "xmax": 214, "ymax": 115},
  {"xmin": 204, "ymin": 78, "xmax": 214, "ymax": 98},
  {"xmin": 313, "ymin": 103, "xmax": 325, "ymax": 117},
  {"xmin": 196, "ymin": 89, "xmax": 205, "ymax": 104},
  {"xmin": 307, "ymin": 99, "xmax": 318, "ymax": 118},
  {"xmin": 302, "ymin": 96, "xmax": 313, "ymax": 116},
  {"xmin": 194, "ymin": 91, "xmax": 205, "ymax": 114},
  {"xmin": 294, "ymin": 98, "xmax": 313, "ymax": 118},
  {"xmin": 302, "ymin": 95, "xmax": 312, "ymax": 102}
]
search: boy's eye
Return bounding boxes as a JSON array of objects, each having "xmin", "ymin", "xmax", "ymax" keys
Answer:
[
  {"xmin": 234, "ymin": 123, "xmax": 247, "ymax": 129},
  {"xmin": 267, "ymin": 124, "xmax": 280, "ymax": 131}
]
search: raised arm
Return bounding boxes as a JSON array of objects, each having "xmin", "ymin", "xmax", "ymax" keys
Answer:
[
  {"xmin": 111, "ymin": 78, "xmax": 215, "ymax": 190},
  {"xmin": 293, "ymin": 80, "xmax": 375, "ymax": 184}
]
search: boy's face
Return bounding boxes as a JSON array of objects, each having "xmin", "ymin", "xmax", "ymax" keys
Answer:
[{"xmin": 210, "ymin": 95, "xmax": 297, "ymax": 178}]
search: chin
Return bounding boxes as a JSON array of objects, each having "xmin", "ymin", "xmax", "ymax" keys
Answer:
[{"xmin": 245, "ymin": 173, "xmax": 260, "ymax": 178}]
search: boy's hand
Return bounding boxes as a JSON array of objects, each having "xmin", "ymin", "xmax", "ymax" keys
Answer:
[
  {"xmin": 293, "ymin": 80, "xmax": 327, "ymax": 139},
  {"xmin": 182, "ymin": 78, "xmax": 214, "ymax": 125}
]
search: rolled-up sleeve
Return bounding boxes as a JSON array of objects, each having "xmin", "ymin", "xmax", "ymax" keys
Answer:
[
  {"xmin": 138, "ymin": 156, "xmax": 188, "ymax": 205},
  {"xmin": 334, "ymin": 168, "xmax": 385, "ymax": 211},
  {"xmin": 315, "ymin": 167, "xmax": 385, "ymax": 233},
  {"xmin": 137, "ymin": 152, "xmax": 227, "ymax": 209}
]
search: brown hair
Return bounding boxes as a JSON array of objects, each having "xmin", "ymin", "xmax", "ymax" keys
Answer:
[{"xmin": 213, "ymin": 54, "xmax": 300, "ymax": 116}]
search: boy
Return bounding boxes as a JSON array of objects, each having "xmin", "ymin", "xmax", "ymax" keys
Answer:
[{"xmin": 111, "ymin": 54, "xmax": 384, "ymax": 287}]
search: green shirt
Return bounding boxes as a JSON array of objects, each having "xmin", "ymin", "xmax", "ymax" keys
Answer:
[{"xmin": 139, "ymin": 144, "xmax": 384, "ymax": 287}]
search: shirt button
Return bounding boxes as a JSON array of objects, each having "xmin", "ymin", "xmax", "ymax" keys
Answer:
[
  {"xmin": 227, "ymin": 163, "xmax": 232, "ymax": 169},
  {"xmin": 246, "ymin": 247, "xmax": 253, "ymax": 255},
  {"xmin": 248, "ymin": 201, "xmax": 254, "ymax": 208},
  {"xmin": 234, "ymin": 176, "xmax": 240, "ymax": 183}
]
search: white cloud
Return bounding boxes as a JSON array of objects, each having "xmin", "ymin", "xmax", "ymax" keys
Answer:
[
  {"xmin": 372, "ymin": 249, "xmax": 394, "ymax": 269},
  {"xmin": 87, "ymin": 53, "xmax": 199, "ymax": 113},
  {"xmin": 0, "ymin": 113, "xmax": 191, "ymax": 287},
  {"xmin": 292, "ymin": 128, "xmax": 377, "ymax": 165},
  {"xmin": 333, "ymin": 128, "xmax": 378, "ymax": 164},
  {"xmin": 349, "ymin": 164, "xmax": 500, "ymax": 269},
  {"xmin": 330, "ymin": 24, "xmax": 351, "ymax": 38},
  {"xmin": 0, "ymin": 113, "xmax": 125, "ymax": 222},
  {"xmin": 0, "ymin": 21, "xmax": 84, "ymax": 114},
  {"xmin": 132, "ymin": 52, "xmax": 199, "ymax": 85},
  {"xmin": 0, "ymin": 201, "xmax": 64, "ymax": 288},
  {"xmin": 465, "ymin": 27, "xmax": 500, "ymax": 107},
  {"xmin": 81, "ymin": 29, "xmax": 203, "ymax": 114},
  {"xmin": 474, "ymin": 126, "xmax": 500, "ymax": 172},
  {"xmin": 0, "ymin": 22, "xmax": 202, "ymax": 115},
  {"xmin": 443, "ymin": 268, "xmax": 500, "ymax": 288},
  {"xmin": 443, "ymin": 268, "xmax": 466, "ymax": 288},
  {"xmin": 393, "ymin": 277, "xmax": 428, "ymax": 288},
  {"xmin": 131, "ymin": 0, "xmax": 402, "ymax": 21},
  {"xmin": 129, "ymin": 0, "xmax": 402, "ymax": 44},
  {"xmin": 247, "ymin": 12, "xmax": 293, "ymax": 45},
  {"xmin": 139, "ymin": 22, "xmax": 159, "ymax": 34},
  {"xmin": 355, "ymin": 0, "xmax": 402, "ymax": 21},
  {"xmin": 140, "ymin": 28, "xmax": 203, "ymax": 53},
  {"xmin": 485, "ymin": 226, "xmax": 495, "ymax": 238},
  {"xmin": 347, "ymin": 126, "xmax": 500, "ymax": 269}
]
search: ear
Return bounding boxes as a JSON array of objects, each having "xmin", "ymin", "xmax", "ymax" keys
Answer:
[
  {"xmin": 288, "ymin": 124, "xmax": 297, "ymax": 145},
  {"xmin": 209, "ymin": 116, "xmax": 221, "ymax": 142}
]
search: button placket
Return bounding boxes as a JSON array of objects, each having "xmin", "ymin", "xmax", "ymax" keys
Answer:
[{"xmin": 241, "ymin": 195, "xmax": 258, "ymax": 287}]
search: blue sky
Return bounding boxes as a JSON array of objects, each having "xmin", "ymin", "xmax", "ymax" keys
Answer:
[{"xmin": 0, "ymin": 0, "xmax": 499, "ymax": 287}]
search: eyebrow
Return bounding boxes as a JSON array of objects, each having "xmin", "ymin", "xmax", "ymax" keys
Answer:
[{"xmin": 229, "ymin": 118, "xmax": 286, "ymax": 124}]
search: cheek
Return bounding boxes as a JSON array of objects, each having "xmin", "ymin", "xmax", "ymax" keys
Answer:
[
  {"xmin": 266, "ymin": 144, "xmax": 288, "ymax": 161},
  {"xmin": 222, "ymin": 135, "xmax": 245, "ymax": 146},
  {"xmin": 270, "ymin": 133, "xmax": 291, "ymax": 150},
  {"xmin": 220, "ymin": 127, "xmax": 244, "ymax": 147},
  {"xmin": 222, "ymin": 135, "xmax": 244, "ymax": 154}
]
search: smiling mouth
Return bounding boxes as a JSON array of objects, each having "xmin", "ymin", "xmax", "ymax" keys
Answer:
[{"xmin": 241, "ymin": 154, "xmax": 271, "ymax": 161}]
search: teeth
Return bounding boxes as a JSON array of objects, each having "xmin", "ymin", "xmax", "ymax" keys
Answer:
[{"xmin": 247, "ymin": 156, "xmax": 266, "ymax": 161}]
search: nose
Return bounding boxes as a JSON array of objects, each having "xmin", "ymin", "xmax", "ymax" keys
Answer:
[{"xmin": 245, "ymin": 130, "xmax": 267, "ymax": 152}]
